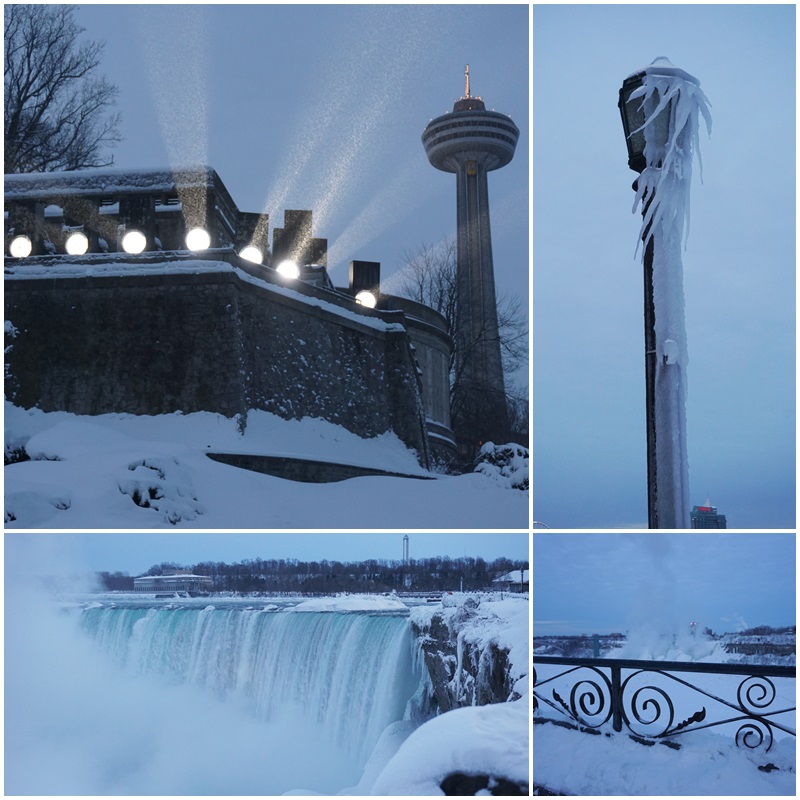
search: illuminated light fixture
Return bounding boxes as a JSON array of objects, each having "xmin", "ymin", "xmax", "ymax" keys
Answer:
[
  {"xmin": 121, "ymin": 229, "xmax": 147, "ymax": 254},
  {"xmin": 355, "ymin": 289, "xmax": 377, "ymax": 308},
  {"xmin": 186, "ymin": 227, "xmax": 211, "ymax": 251},
  {"xmin": 239, "ymin": 245, "xmax": 263, "ymax": 264},
  {"xmin": 9, "ymin": 235, "xmax": 32, "ymax": 258},
  {"xmin": 65, "ymin": 231, "xmax": 89, "ymax": 255},
  {"xmin": 276, "ymin": 259, "xmax": 300, "ymax": 280}
]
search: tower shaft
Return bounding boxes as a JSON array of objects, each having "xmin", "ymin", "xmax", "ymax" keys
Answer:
[
  {"xmin": 422, "ymin": 72, "xmax": 518, "ymax": 453},
  {"xmin": 455, "ymin": 161, "xmax": 507, "ymax": 410}
]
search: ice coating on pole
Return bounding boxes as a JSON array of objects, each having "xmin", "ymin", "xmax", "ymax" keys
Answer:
[
  {"xmin": 631, "ymin": 58, "xmax": 711, "ymax": 528},
  {"xmin": 630, "ymin": 58, "xmax": 712, "ymax": 253}
]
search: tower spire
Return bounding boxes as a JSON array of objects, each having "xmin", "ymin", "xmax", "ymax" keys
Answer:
[{"xmin": 465, "ymin": 64, "xmax": 470, "ymax": 98}]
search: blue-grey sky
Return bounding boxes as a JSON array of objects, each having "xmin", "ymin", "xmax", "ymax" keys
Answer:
[
  {"xmin": 6, "ymin": 532, "xmax": 529, "ymax": 577},
  {"xmin": 74, "ymin": 3, "xmax": 530, "ymax": 390},
  {"xmin": 533, "ymin": 532, "xmax": 795, "ymax": 635},
  {"xmin": 533, "ymin": 4, "xmax": 795, "ymax": 528}
]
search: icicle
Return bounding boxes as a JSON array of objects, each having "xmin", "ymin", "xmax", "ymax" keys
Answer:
[{"xmin": 630, "ymin": 59, "xmax": 712, "ymax": 254}]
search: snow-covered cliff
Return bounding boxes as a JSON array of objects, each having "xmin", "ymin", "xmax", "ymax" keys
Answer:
[
  {"xmin": 411, "ymin": 592, "xmax": 528, "ymax": 711},
  {"xmin": 368, "ymin": 592, "xmax": 529, "ymax": 795}
]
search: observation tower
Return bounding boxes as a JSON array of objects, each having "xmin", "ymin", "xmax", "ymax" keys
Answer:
[{"xmin": 422, "ymin": 66, "xmax": 519, "ymax": 451}]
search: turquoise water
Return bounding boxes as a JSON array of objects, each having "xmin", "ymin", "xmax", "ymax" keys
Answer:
[{"xmin": 79, "ymin": 604, "xmax": 424, "ymax": 773}]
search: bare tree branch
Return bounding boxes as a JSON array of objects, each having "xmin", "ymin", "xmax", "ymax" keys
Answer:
[
  {"xmin": 4, "ymin": 4, "xmax": 122, "ymax": 173},
  {"xmin": 396, "ymin": 237, "xmax": 529, "ymax": 452}
]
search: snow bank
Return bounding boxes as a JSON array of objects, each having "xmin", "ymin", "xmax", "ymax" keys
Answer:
[
  {"xmin": 5, "ymin": 403, "xmax": 426, "ymax": 473},
  {"xmin": 371, "ymin": 699, "xmax": 528, "ymax": 795},
  {"xmin": 473, "ymin": 442, "xmax": 529, "ymax": 491},
  {"xmin": 534, "ymin": 720, "xmax": 795, "ymax": 796},
  {"xmin": 291, "ymin": 594, "xmax": 407, "ymax": 613},
  {"xmin": 4, "ymin": 404, "xmax": 528, "ymax": 529}
]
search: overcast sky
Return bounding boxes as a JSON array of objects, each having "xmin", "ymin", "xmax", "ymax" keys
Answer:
[
  {"xmin": 533, "ymin": 532, "xmax": 795, "ymax": 636},
  {"xmin": 74, "ymin": 3, "xmax": 530, "ymax": 390},
  {"xmin": 6, "ymin": 532, "xmax": 529, "ymax": 577},
  {"xmin": 533, "ymin": 4, "xmax": 795, "ymax": 528}
]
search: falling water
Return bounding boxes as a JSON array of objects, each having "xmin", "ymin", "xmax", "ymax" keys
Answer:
[{"xmin": 79, "ymin": 603, "xmax": 424, "ymax": 777}]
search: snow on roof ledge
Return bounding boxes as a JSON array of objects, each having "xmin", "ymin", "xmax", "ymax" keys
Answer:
[
  {"xmin": 4, "ymin": 166, "xmax": 218, "ymax": 198},
  {"xmin": 4, "ymin": 255, "xmax": 407, "ymax": 334}
]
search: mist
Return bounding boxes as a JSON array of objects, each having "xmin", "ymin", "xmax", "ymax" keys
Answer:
[{"xmin": 4, "ymin": 536, "xmax": 399, "ymax": 795}]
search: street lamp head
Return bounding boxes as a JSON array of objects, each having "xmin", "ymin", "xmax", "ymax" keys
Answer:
[
  {"xmin": 619, "ymin": 57, "xmax": 702, "ymax": 174},
  {"xmin": 618, "ymin": 72, "xmax": 647, "ymax": 173}
]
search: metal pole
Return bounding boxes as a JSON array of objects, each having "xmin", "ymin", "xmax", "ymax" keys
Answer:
[
  {"xmin": 611, "ymin": 665, "xmax": 623, "ymax": 733},
  {"xmin": 641, "ymin": 185, "xmax": 658, "ymax": 529}
]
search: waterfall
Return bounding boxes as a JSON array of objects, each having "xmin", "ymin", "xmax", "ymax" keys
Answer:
[{"xmin": 79, "ymin": 604, "xmax": 423, "ymax": 771}]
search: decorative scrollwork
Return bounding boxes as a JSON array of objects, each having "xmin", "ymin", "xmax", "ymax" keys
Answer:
[
  {"xmin": 673, "ymin": 707, "xmax": 707, "ymax": 733},
  {"xmin": 737, "ymin": 675, "xmax": 777, "ymax": 713},
  {"xmin": 533, "ymin": 656, "xmax": 794, "ymax": 755},
  {"xmin": 571, "ymin": 679, "xmax": 609, "ymax": 723},
  {"xmin": 625, "ymin": 682, "xmax": 675, "ymax": 737},
  {"xmin": 735, "ymin": 721, "xmax": 774, "ymax": 752},
  {"xmin": 551, "ymin": 669, "xmax": 612, "ymax": 729}
]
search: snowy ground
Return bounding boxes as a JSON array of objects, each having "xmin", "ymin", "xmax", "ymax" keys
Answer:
[
  {"xmin": 4, "ymin": 403, "xmax": 529, "ymax": 529},
  {"xmin": 291, "ymin": 593, "xmax": 408, "ymax": 613},
  {"xmin": 534, "ymin": 720, "xmax": 795, "ymax": 796},
  {"xmin": 534, "ymin": 630, "xmax": 796, "ymax": 666},
  {"xmin": 371, "ymin": 699, "xmax": 529, "ymax": 795}
]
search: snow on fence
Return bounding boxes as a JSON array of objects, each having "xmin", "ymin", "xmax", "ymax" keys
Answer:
[{"xmin": 533, "ymin": 656, "xmax": 795, "ymax": 754}]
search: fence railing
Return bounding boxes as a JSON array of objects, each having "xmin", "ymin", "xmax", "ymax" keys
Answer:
[{"xmin": 533, "ymin": 655, "xmax": 796, "ymax": 752}]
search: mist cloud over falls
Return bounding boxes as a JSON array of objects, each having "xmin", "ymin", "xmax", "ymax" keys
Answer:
[
  {"xmin": 5, "ymin": 539, "xmax": 421, "ymax": 798},
  {"xmin": 6, "ymin": 596, "xmax": 379, "ymax": 794}
]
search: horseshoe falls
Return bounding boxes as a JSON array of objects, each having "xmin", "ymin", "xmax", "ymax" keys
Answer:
[{"xmin": 6, "ymin": 600, "xmax": 427, "ymax": 795}]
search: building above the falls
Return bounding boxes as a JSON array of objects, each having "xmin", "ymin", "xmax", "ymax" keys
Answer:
[{"xmin": 133, "ymin": 572, "xmax": 213, "ymax": 595}]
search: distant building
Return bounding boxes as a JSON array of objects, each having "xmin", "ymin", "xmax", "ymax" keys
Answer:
[
  {"xmin": 133, "ymin": 573, "xmax": 213, "ymax": 594},
  {"xmin": 690, "ymin": 501, "xmax": 727, "ymax": 529},
  {"xmin": 493, "ymin": 569, "xmax": 529, "ymax": 593}
]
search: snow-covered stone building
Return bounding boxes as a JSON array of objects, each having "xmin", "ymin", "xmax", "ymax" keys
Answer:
[{"xmin": 4, "ymin": 166, "xmax": 456, "ymax": 466}]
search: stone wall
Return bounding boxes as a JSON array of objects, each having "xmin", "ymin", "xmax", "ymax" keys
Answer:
[
  {"xmin": 206, "ymin": 452, "xmax": 435, "ymax": 483},
  {"xmin": 4, "ymin": 258, "xmax": 430, "ymax": 464}
]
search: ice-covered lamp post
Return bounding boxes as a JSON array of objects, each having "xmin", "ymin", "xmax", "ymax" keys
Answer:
[{"xmin": 618, "ymin": 57, "xmax": 711, "ymax": 529}]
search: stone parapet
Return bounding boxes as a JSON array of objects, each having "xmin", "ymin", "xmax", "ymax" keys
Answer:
[{"xmin": 5, "ymin": 256, "xmax": 430, "ymax": 464}]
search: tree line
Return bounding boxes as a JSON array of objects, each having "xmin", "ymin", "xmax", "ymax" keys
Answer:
[{"xmin": 97, "ymin": 555, "xmax": 528, "ymax": 594}]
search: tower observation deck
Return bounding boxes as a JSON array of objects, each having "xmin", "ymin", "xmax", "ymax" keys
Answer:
[{"xmin": 422, "ymin": 66, "xmax": 519, "ymax": 452}]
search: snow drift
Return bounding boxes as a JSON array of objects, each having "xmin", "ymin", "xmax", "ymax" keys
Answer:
[{"xmin": 4, "ymin": 403, "xmax": 529, "ymax": 528}]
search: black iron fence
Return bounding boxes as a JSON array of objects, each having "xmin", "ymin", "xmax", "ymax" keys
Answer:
[{"xmin": 533, "ymin": 656, "xmax": 795, "ymax": 752}]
